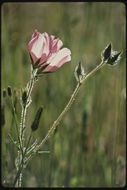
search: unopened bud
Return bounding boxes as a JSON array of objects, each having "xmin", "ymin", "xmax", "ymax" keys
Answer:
[
  {"xmin": 101, "ymin": 43, "xmax": 112, "ymax": 61},
  {"xmin": 101, "ymin": 43, "xmax": 122, "ymax": 66},
  {"xmin": 74, "ymin": 62, "xmax": 85, "ymax": 83},
  {"xmin": 31, "ymin": 106, "xmax": 43, "ymax": 131},
  {"xmin": 3, "ymin": 89, "xmax": 7, "ymax": 98},
  {"xmin": 7, "ymin": 86, "xmax": 12, "ymax": 97},
  {"xmin": 22, "ymin": 89, "xmax": 27, "ymax": 108},
  {"xmin": 107, "ymin": 51, "xmax": 122, "ymax": 66}
]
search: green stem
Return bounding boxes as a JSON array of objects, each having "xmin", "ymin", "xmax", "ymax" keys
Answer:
[
  {"xmin": 14, "ymin": 68, "xmax": 37, "ymax": 187},
  {"xmin": 23, "ymin": 132, "xmax": 32, "ymax": 157},
  {"xmin": 27, "ymin": 60, "xmax": 105, "ymax": 163},
  {"xmin": 10, "ymin": 98, "xmax": 23, "ymax": 152},
  {"xmin": 13, "ymin": 162, "xmax": 23, "ymax": 187},
  {"xmin": 20, "ymin": 108, "xmax": 26, "ymax": 149},
  {"xmin": 14, "ymin": 61, "xmax": 105, "ymax": 186}
]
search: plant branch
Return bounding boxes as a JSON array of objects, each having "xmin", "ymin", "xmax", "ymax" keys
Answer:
[
  {"xmin": 26, "ymin": 60, "xmax": 105, "ymax": 163},
  {"xmin": 14, "ymin": 68, "xmax": 37, "ymax": 187}
]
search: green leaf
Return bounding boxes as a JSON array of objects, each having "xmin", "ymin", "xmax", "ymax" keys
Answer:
[
  {"xmin": 8, "ymin": 134, "xmax": 18, "ymax": 148},
  {"xmin": 26, "ymin": 139, "xmax": 38, "ymax": 156},
  {"xmin": 33, "ymin": 58, "xmax": 41, "ymax": 69},
  {"xmin": 29, "ymin": 53, "xmax": 34, "ymax": 65},
  {"xmin": 37, "ymin": 150, "xmax": 50, "ymax": 154}
]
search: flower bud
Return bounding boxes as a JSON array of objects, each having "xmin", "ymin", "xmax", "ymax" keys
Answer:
[
  {"xmin": 101, "ymin": 43, "xmax": 112, "ymax": 61},
  {"xmin": 13, "ymin": 88, "xmax": 19, "ymax": 113},
  {"xmin": 3, "ymin": 89, "xmax": 7, "ymax": 98},
  {"xmin": 22, "ymin": 89, "xmax": 27, "ymax": 108},
  {"xmin": 31, "ymin": 106, "xmax": 43, "ymax": 131},
  {"xmin": 74, "ymin": 62, "xmax": 85, "ymax": 83},
  {"xmin": 7, "ymin": 86, "xmax": 12, "ymax": 97},
  {"xmin": 107, "ymin": 51, "xmax": 121, "ymax": 66}
]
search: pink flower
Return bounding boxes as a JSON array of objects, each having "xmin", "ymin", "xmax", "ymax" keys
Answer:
[{"xmin": 28, "ymin": 29, "xmax": 71, "ymax": 73}]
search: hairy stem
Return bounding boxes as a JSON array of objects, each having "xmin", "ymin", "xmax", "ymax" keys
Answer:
[
  {"xmin": 14, "ymin": 61, "xmax": 105, "ymax": 186},
  {"xmin": 27, "ymin": 60, "xmax": 105, "ymax": 162},
  {"xmin": 10, "ymin": 97, "xmax": 23, "ymax": 153},
  {"xmin": 14, "ymin": 68, "xmax": 37, "ymax": 187}
]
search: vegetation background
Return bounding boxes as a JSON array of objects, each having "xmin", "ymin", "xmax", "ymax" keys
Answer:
[{"xmin": 1, "ymin": 2, "xmax": 126, "ymax": 187}]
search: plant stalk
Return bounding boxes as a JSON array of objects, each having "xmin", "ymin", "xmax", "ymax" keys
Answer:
[
  {"xmin": 14, "ymin": 61, "xmax": 105, "ymax": 186},
  {"xmin": 14, "ymin": 68, "xmax": 37, "ymax": 187},
  {"xmin": 27, "ymin": 60, "xmax": 105, "ymax": 162}
]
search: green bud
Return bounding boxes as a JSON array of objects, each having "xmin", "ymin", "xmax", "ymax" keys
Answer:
[
  {"xmin": 101, "ymin": 43, "xmax": 122, "ymax": 66},
  {"xmin": 7, "ymin": 86, "xmax": 12, "ymax": 97},
  {"xmin": 22, "ymin": 89, "xmax": 27, "ymax": 108},
  {"xmin": 101, "ymin": 43, "xmax": 112, "ymax": 61},
  {"xmin": 107, "ymin": 51, "xmax": 121, "ymax": 66},
  {"xmin": 3, "ymin": 89, "xmax": 7, "ymax": 98},
  {"xmin": 13, "ymin": 88, "xmax": 19, "ymax": 113},
  {"xmin": 31, "ymin": 106, "xmax": 43, "ymax": 131},
  {"xmin": 74, "ymin": 62, "xmax": 85, "ymax": 83}
]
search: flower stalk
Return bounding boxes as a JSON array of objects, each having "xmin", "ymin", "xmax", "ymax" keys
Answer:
[
  {"xmin": 13, "ymin": 60, "xmax": 105, "ymax": 187},
  {"xmin": 26, "ymin": 60, "xmax": 106, "ymax": 163},
  {"xmin": 15, "ymin": 67, "xmax": 38, "ymax": 187}
]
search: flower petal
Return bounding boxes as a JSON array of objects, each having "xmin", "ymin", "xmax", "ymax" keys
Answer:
[
  {"xmin": 32, "ymin": 29, "xmax": 39, "ymax": 38},
  {"xmin": 49, "ymin": 48, "xmax": 71, "ymax": 66},
  {"xmin": 38, "ymin": 32, "xmax": 50, "ymax": 64},
  {"xmin": 51, "ymin": 38, "xmax": 63, "ymax": 53},
  {"xmin": 43, "ymin": 48, "xmax": 71, "ymax": 72},
  {"xmin": 30, "ymin": 33, "xmax": 45, "ymax": 59},
  {"xmin": 42, "ymin": 32, "xmax": 50, "ymax": 56},
  {"xmin": 49, "ymin": 35, "xmax": 55, "ymax": 51}
]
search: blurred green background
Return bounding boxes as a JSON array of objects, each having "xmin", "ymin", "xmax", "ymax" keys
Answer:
[{"xmin": 1, "ymin": 2, "xmax": 126, "ymax": 187}]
